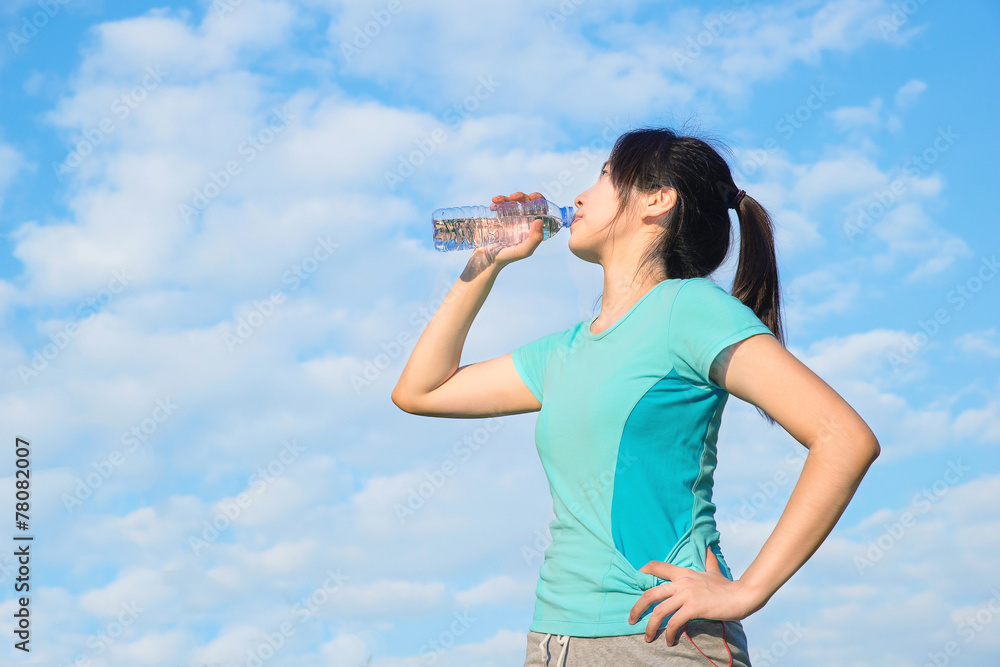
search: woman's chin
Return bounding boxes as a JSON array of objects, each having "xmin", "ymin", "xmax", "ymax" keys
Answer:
[{"xmin": 567, "ymin": 241, "xmax": 599, "ymax": 264}]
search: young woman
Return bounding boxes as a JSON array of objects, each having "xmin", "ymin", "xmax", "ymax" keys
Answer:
[{"xmin": 392, "ymin": 127, "xmax": 880, "ymax": 666}]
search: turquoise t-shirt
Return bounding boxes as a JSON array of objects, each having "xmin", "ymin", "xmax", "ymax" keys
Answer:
[{"xmin": 511, "ymin": 277, "xmax": 776, "ymax": 637}]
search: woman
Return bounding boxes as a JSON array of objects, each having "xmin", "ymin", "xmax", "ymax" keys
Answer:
[{"xmin": 391, "ymin": 127, "xmax": 880, "ymax": 666}]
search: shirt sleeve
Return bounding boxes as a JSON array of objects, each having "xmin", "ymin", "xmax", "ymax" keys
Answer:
[
  {"xmin": 668, "ymin": 278, "xmax": 775, "ymax": 390},
  {"xmin": 511, "ymin": 329, "xmax": 568, "ymax": 403}
]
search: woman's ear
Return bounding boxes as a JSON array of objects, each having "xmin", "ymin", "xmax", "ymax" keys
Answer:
[{"xmin": 642, "ymin": 186, "xmax": 676, "ymax": 221}]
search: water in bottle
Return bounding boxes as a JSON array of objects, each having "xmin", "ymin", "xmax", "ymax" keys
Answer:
[{"xmin": 431, "ymin": 198, "xmax": 575, "ymax": 252}]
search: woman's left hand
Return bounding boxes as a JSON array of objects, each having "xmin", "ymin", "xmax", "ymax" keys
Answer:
[{"xmin": 627, "ymin": 545, "xmax": 758, "ymax": 645}]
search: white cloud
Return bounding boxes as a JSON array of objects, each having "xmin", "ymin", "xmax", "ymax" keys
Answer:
[
  {"xmin": 0, "ymin": 142, "xmax": 25, "ymax": 207},
  {"xmin": 783, "ymin": 266, "xmax": 863, "ymax": 329},
  {"xmin": 954, "ymin": 328, "xmax": 1000, "ymax": 358},
  {"xmin": 351, "ymin": 468, "xmax": 478, "ymax": 538},
  {"xmin": 895, "ymin": 78, "xmax": 927, "ymax": 108},
  {"xmin": 238, "ymin": 538, "xmax": 321, "ymax": 574},
  {"xmin": 830, "ymin": 96, "xmax": 885, "ymax": 131},
  {"xmin": 77, "ymin": 2, "xmax": 297, "ymax": 81},
  {"xmin": 320, "ymin": 633, "xmax": 371, "ymax": 666},
  {"xmin": 107, "ymin": 631, "xmax": 188, "ymax": 666},
  {"xmin": 194, "ymin": 624, "xmax": 273, "ymax": 666},
  {"xmin": 78, "ymin": 568, "xmax": 173, "ymax": 616},
  {"xmin": 454, "ymin": 575, "xmax": 535, "ymax": 607},
  {"xmin": 334, "ymin": 579, "xmax": 448, "ymax": 617},
  {"xmin": 953, "ymin": 397, "xmax": 1000, "ymax": 446},
  {"xmin": 828, "ymin": 79, "xmax": 927, "ymax": 136},
  {"xmin": 323, "ymin": 0, "xmax": 905, "ymax": 120},
  {"xmin": 742, "ymin": 142, "xmax": 968, "ymax": 282}
]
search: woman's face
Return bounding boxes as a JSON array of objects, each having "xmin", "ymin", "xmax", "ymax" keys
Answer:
[{"xmin": 568, "ymin": 161, "xmax": 624, "ymax": 263}]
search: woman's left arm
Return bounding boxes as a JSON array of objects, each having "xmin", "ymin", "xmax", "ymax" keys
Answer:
[
  {"xmin": 717, "ymin": 330, "xmax": 881, "ymax": 606},
  {"xmin": 629, "ymin": 332, "xmax": 881, "ymax": 644}
]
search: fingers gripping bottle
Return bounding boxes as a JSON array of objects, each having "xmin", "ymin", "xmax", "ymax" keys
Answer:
[{"xmin": 431, "ymin": 198, "xmax": 575, "ymax": 252}]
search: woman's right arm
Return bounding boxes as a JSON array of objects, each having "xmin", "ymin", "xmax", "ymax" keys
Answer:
[{"xmin": 390, "ymin": 192, "xmax": 547, "ymax": 419}]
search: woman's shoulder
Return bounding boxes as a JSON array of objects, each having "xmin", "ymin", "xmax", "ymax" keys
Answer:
[
  {"xmin": 668, "ymin": 276, "xmax": 743, "ymax": 307},
  {"xmin": 677, "ymin": 276, "xmax": 727, "ymax": 293},
  {"xmin": 650, "ymin": 276, "xmax": 726, "ymax": 311}
]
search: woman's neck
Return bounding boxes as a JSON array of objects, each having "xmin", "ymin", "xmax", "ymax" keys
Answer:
[{"xmin": 592, "ymin": 270, "xmax": 666, "ymax": 332}]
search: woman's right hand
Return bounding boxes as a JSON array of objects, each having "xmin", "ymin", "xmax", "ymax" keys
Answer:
[{"xmin": 477, "ymin": 191, "xmax": 546, "ymax": 268}]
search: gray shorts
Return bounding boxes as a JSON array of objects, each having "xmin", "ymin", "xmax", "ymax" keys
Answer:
[{"xmin": 524, "ymin": 619, "xmax": 752, "ymax": 666}]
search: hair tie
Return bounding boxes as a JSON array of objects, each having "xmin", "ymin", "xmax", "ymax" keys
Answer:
[{"xmin": 729, "ymin": 189, "xmax": 746, "ymax": 209}]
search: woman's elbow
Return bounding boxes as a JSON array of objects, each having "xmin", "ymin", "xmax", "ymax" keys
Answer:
[
  {"xmin": 844, "ymin": 416, "xmax": 880, "ymax": 465},
  {"xmin": 812, "ymin": 424, "xmax": 880, "ymax": 469},
  {"xmin": 848, "ymin": 430, "xmax": 881, "ymax": 470},
  {"xmin": 867, "ymin": 437, "xmax": 881, "ymax": 463},
  {"xmin": 391, "ymin": 388, "xmax": 416, "ymax": 414},
  {"xmin": 855, "ymin": 419, "xmax": 881, "ymax": 464}
]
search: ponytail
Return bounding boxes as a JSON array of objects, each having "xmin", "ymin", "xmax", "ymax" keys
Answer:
[{"xmin": 731, "ymin": 193, "xmax": 785, "ymax": 351}]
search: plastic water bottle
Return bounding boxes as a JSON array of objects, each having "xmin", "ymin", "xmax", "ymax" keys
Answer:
[{"xmin": 431, "ymin": 198, "xmax": 575, "ymax": 252}]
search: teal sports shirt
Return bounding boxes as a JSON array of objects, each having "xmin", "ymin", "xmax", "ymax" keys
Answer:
[{"xmin": 511, "ymin": 277, "xmax": 776, "ymax": 637}]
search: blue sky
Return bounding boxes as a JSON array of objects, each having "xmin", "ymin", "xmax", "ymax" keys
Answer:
[{"xmin": 0, "ymin": 0, "xmax": 998, "ymax": 664}]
